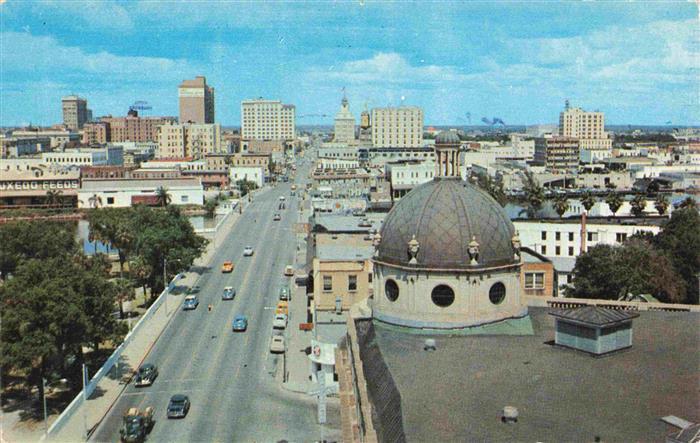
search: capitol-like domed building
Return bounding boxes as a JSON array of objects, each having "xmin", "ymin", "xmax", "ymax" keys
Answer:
[{"xmin": 371, "ymin": 131, "xmax": 527, "ymax": 329}]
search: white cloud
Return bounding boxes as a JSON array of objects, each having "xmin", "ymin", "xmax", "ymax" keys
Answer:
[{"xmin": 30, "ymin": 0, "xmax": 134, "ymax": 31}]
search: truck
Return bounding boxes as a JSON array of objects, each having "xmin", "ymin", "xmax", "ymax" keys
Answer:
[{"xmin": 119, "ymin": 407, "xmax": 154, "ymax": 443}]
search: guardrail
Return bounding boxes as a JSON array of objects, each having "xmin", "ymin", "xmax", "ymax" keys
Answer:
[
  {"xmin": 46, "ymin": 274, "xmax": 181, "ymax": 439},
  {"xmin": 525, "ymin": 296, "xmax": 700, "ymax": 312}
]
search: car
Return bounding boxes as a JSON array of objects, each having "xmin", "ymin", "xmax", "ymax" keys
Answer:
[
  {"xmin": 221, "ymin": 261, "xmax": 234, "ymax": 273},
  {"xmin": 222, "ymin": 286, "xmax": 236, "ymax": 300},
  {"xmin": 270, "ymin": 335, "xmax": 286, "ymax": 353},
  {"xmin": 167, "ymin": 394, "xmax": 190, "ymax": 419},
  {"xmin": 276, "ymin": 301, "xmax": 289, "ymax": 316},
  {"xmin": 232, "ymin": 315, "xmax": 248, "ymax": 332},
  {"xmin": 183, "ymin": 295, "xmax": 199, "ymax": 310},
  {"xmin": 186, "ymin": 285, "xmax": 201, "ymax": 295},
  {"xmin": 273, "ymin": 313, "xmax": 288, "ymax": 330},
  {"xmin": 278, "ymin": 286, "xmax": 290, "ymax": 301},
  {"xmin": 284, "ymin": 265, "xmax": 294, "ymax": 277},
  {"xmin": 273, "ymin": 213, "xmax": 281, "ymax": 221},
  {"xmin": 243, "ymin": 246, "xmax": 254, "ymax": 256},
  {"xmin": 134, "ymin": 364, "xmax": 158, "ymax": 387}
]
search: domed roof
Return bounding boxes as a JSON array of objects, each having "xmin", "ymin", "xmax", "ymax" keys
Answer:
[
  {"xmin": 377, "ymin": 178, "xmax": 517, "ymax": 269},
  {"xmin": 435, "ymin": 130, "xmax": 460, "ymax": 145}
]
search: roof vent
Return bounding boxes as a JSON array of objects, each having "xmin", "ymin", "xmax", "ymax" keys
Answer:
[
  {"xmin": 423, "ymin": 339, "xmax": 436, "ymax": 351},
  {"xmin": 501, "ymin": 406, "xmax": 519, "ymax": 423}
]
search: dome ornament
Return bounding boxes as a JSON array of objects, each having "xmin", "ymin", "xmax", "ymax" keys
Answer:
[
  {"xmin": 512, "ymin": 231, "xmax": 522, "ymax": 260},
  {"xmin": 407, "ymin": 234, "xmax": 420, "ymax": 265},
  {"xmin": 468, "ymin": 236, "xmax": 480, "ymax": 265},
  {"xmin": 372, "ymin": 232, "xmax": 382, "ymax": 257}
]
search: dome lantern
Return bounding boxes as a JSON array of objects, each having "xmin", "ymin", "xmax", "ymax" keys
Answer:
[{"xmin": 434, "ymin": 130, "xmax": 461, "ymax": 178}]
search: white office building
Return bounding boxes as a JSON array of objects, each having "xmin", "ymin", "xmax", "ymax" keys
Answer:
[
  {"xmin": 230, "ymin": 166, "xmax": 265, "ymax": 188},
  {"xmin": 78, "ymin": 177, "xmax": 204, "ymax": 208},
  {"xmin": 333, "ymin": 96, "xmax": 356, "ymax": 144},
  {"xmin": 371, "ymin": 106, "xmax": 423, "ymax": 148},
  {"xmin": 241, "ymin": 99, "xmax": 296, "ymax": 141}
]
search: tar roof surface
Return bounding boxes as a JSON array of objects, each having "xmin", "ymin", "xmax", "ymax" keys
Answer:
[{"xmin": 359, "ymin": 308, "xmax": 700, "ymax": 442}]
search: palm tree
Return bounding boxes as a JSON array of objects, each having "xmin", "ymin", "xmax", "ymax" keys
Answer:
[
  {"xmin": 679, "ymin": 196, "xmax": 697, "ymax": 210},
  {"xmin": 155, "ymin": 187, "xmax": 171, "ymax": 207},
  {"xmin": 520, "ymin": 171, "xmax": 544, "ymax": 218},
  {"xmin": 113, "ymin": 278, "xmax": 134, "ymax": 319},
  {"xmin": 605, "ymin": 192, "xmax": 623, "ymax": 217},
  {"xmin": 581, "ymin": 191, "xmax": 596, "ymax": 214},
  {"xmin": 128, "ymin": 256, "xmax": 152, "ymax": 301},
  {"xmin": 88, "ymin": 193, "xmax": 103, "ymax": 209},
  {"xmin": 654, "ymin": 194, "xmax": 669, "ymax": 215},
  {"xmin": 630, "ymin": 194, "xmax": 647, "ymax": 217},
  {"xmin": 45, "ymin": 189, "xmax": 63, "ymax": 207},
  {"xmin": 553, "ymin": 194, "xmax": 570, "ymax": 218}
]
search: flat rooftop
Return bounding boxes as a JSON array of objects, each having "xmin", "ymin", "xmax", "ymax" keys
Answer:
[{"xmin": 357, "ymin": 307, "xmax": 700, "ymax": 442}]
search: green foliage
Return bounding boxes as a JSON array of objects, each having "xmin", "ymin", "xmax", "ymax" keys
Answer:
[
  {"xmin": 155, "ymin": 186, "xmax": 171, "ymax": 207},
  {"xmin": 581, "ymin": 191, "xmax": 596, "ymax": 213},
  {"xmin": 679, "ymin": 196, "xmax": 697, "ymax": 210},
  {"xmin": 654, "ymin": 194, "xmax": 669, "ymax": 215},
  {"xmin": 552, "ymin": 195, "xmax": 570, "ymax": 218},
  {"xmin": 520, "ymin": 171, "xmax": 544, "ymax": 218},
  {"xmin": 236, "ymin": 179, "xmax": 258, "ymax": 197},
  {"xmin": 204, "ymin": 199, "xmax": 218, "ymax": 218},
  {"xmin": 630, "ymin": 194, "xmax": 647, "ymax": 217},
  {"xmin": 0, "ymin": 221, "xmax": 78, "ymax": 280},
  {"xmin": 605, "ymin": 192, "xmax": 623, "ymax": 216},
  {"xmin": 45, "ymin": 189, "xmax": 63, "ymax": 206},
  {"xmin": 654, "ymin": 208, "xmax": 700, "ymax": 304},
  {"xmin": 472, "ymin": 172, "xmax": 507, "ymax": 207}
]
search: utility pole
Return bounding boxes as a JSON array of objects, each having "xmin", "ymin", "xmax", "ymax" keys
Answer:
[{"xmin": 42, "ymin": 378, "xmax": 48, "ymax": 436}]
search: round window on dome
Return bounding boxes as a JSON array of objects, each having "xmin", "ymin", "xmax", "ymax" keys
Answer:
[
  {"xmin": 431, "ymin": 285, "xmax": 455, "ymax": 307},
  {"xmin": 489, "ymin": 282, "xmax": 506, "ymax": 305},
  {"xmin": 385, "ymin": 279, "xmax": 399, "ymax": 302}
]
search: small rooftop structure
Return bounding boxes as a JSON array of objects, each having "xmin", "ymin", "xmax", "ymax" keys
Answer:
[{"xmin": 550, "ymin": 306, "xmax": 639, "ymax": 355}]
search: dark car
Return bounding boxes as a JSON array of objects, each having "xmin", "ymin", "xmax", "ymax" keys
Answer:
[
  {"xmin": 232, "ymin": 315, "xmax": 248, "ymax": 332},
  {"xmin": 167, "ymin": 394, "xmax": 190, "ymax": 419},
  {"xmin": 273, "ymin": 213, "xmax": 281, "ymax": 221},
  {"xmin": 134, "ymin": 364, "xmax": 158, "ymax": 387},
  {"xmin": 186, "ymin": 285, "xmax": 201, "ymax": 295}
]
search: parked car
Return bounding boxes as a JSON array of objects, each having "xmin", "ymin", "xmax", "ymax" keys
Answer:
[
  {"xmin": 273, "ymin": 313, "xmax": 288, "ymax": 330},
  {"xmin": 273, "ymin": 213, "xmax": 281, "ymax": 221},
  {"xmin": 278, "ymin": 286, "xmax": 290, "ymax": 301},
  {"xmin": 270, "ymin": 335, "xmax": 286, "ymax": 353},
  {"xmin": 183, "ymin": 295, "xmax": 199, "ymax": 310},
  {"xmin": 167, "ymin": 394, "xmax": 190, "ymax": 419},
  {"xmin": 243, "ymin": 246, "xmax": 254, "ymax": 256},
  {"xmin": 232, "ymin": 315, "xmax": 248, "ymax": 332},
  {"xmin": 222, "ymin": 286, "xmax": 236, "ymax": 300},
  {"xmin": 134, "ymin": 364, "xmax": 158, "ymax": 387},
  {"xmin": 221, "ymin": 261, "xmax": 234, "ymax": 273},
  {"xmin": 284, "ymin": 265, "xmax": 294, "ymax": 277},
  {"xmin": 186, "ymin": 285, "xmax": 200, "ymax": 295}
]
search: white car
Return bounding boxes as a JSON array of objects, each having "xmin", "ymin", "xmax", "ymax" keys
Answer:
[
  {"xmin": 270, "ymin": 335, "xmax": 285, "ymax": 354},
  {"xmin": 243, "ymin": 246, "xmax": 254, "ymax": 256},
  {"xmin": 273, "ymin": 313, "xmax": 288, "ymax": 330}
]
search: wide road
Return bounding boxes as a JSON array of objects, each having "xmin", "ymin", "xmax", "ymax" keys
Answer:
[{"xmin": 92, "ymin": 158, "xmax": 332, "ymax": 442}]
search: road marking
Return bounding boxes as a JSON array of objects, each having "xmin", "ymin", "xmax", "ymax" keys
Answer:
[{"xmin": 122, "ymin": 388, "xmax": 204, "ymax": 397}]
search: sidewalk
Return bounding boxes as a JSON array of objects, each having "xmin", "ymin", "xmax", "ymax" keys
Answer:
[{"xmin": 45, "ymin": 195, "xmax": 259, "ymax": 443}]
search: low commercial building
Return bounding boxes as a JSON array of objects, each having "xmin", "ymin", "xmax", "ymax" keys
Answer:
[
  {"xmin": 12, "ymin": 127, "xmax": 79, "ymax": 149},
  {"xmin": 0, "ymin": 164, "xmax": 80, "ymax": 207},
  {"xmin": 82, "ymin": 122, "xmax": 110, "ymax": 145},
  {"xmin": 1, "ymin": 137, "xmax": 51, "ymax": 157},
  {"xmin": 230, "ymin": 166, "xmax": 264, "ymax": 188},
  {"xmin": 311, "ymin": 168, "xmax": 372, "ymax": 198},
  {"xmin": 360, "ymin": 147, "xmax": 434, "ymax": 167},
  {"xmin": 99, "ymin": 112, "xmax": 177, "ymax": 143},
  {"xmin": 387, "ymin": 160, "xmax": 435, "ymax": 200},
  {"xmin": 535, "ymin": 137, "xmax": 579, "ymax": 174},
  {"xmin": 227, "ymin": 153, "xmax": 271, "ymax": 169},
  {"xmin": 41, "ymin": 146, "xmax": 124, "ymax": 167},
  {"xmin": 78, "ymin": 177, "xmax": 204, "ymax": 208},
  {"xmin": 520, "ymin": 247, "xmax": 556, "ymax": 297}
]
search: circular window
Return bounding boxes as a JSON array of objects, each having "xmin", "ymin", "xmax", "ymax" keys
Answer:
[
  {"xmin": 489, "ymin": 282, "xmax": 506, "ymax": 305},
  {"xmin": 385, "ymin": 279, "xmax": 399, "ymax": 302},
  {"xmin": 431, "ymin": 285, "xmax": 455, "ymax": 307}
]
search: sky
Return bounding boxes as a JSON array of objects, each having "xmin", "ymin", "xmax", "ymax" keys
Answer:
[{"xmin": 1, "ymin": 1, "xmax": 698, "ymax": 127}]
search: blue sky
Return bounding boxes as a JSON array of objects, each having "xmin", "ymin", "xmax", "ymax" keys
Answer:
[{"xmin": 1, "ymin": 1, "xmax": 698, "ymax": 126}]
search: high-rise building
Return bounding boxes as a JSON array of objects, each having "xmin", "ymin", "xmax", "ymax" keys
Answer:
[
  {"xmin": 534, "ymin": 136, "xmax": 580, "ymax": 174},
  {"xmin": 359, "ymin": 105, "xmax": 371, "ymax": 144},
  {"xmin": 100, "ymin": 110, "xmax": 177, "ymax": 143},
  {"xmin": 333, "ymin": 95, "xmax": 356, "ymax": 144},
  {"xmin": 371, "ymin": 106, "xmax": 423, "ymax": 148},
  {"xmin": 241, "ymin": 99, "xmax": 295, "ymax": 141},
  {"xmin": 156, "ymin": 122, "xmax": 224, "ymax": 159},
  {"xmin": 62, "ymin": 95, "xmax": 89, "ymax": 130},
  {"xmin": 179, "ymin": 76, "xmax": 215, "ymax": 124},
  {"xmin": 559, "ymin": 101, "xmax": 612, "ymax": 160}
]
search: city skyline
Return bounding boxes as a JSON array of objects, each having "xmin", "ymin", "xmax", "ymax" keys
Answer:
[{"xmin": 1, "ymin": 1, "xmax": 698, "ymax": 127}]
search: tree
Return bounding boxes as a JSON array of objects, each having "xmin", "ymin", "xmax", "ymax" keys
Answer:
[
  {"xmin": 155, "ymin": 187, "xmax": 171, "ymax": 207},
  {"xmin": 553, "ymin": 194, "xmax": 570, "ymax": 218},
  {"xmin": 581, "ymin": 191, "xmax": 596, "ymax": 213},
  {"xmin": 520, "ymin": 171, "xmax": 544, "ymax": 218},
  {"xmin": 605, "ymin": 192, "xmax": 623, "ymax": 217},
  {"xmin": 45, "ymin": 189, "xmax": 63, "ymax": 207},
  {"xmin": 204, "ymin": 198, "xmax": 218, "ymax": 218},
  {"xmin": 113, "ymin": 278, "xmax": 135, "ymax": 320},
  {"xmin": 630, "ymin": 194, "xmax": 647, "ymax": 217},
  {"xmin": 678, "ymin": 196, "xmax": 697, "ymax": 210},
  {"xmin": 88, "ymin": 193, "xmax": 103, "ymax": 209},
  {"xmin": 473, "ymin": 172, "xmax": 507, "ymax": 207},
  {"xmin": 87, "ymin": 208, "xmax": 134, "ymax": 278},
  {"xmin": 236, "ymin": 180, "xmax": 258, "ymax": 197},
  {"xmin": 654, "ymin": 194, "xmax": 669, "ymax": 215},
  {"xmin": 128, "ymin": 255, "xmax": 152, "ymax": 301},
  {"xmin": 654, "ymin": 208, "xmax": 700, "ymax": 304}
]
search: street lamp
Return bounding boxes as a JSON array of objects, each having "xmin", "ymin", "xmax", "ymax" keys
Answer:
[{"xmin": 43, "ymin": 378, "xmax": 68, "ymax": 436}]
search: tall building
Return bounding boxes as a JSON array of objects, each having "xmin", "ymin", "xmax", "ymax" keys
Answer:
[
  {"xmin": 241, "ymin": 99, "xmax": 296, "ymax": 141},
  {"xmin": 559, "ymin": 101, "xmax": 612, "ymax": 160},
  {"xmin": 178, "ymin": 76, "xmax": 215, "ymax": 124},
  {"xmin": 156, "ymin": 122, "xmax": 223, "ymax": 159},
  {"xmin": 333, "ymin": 95, "xmax": 356, "ymax": 144},
  {"xmin": 100, "ymin": 110, "xmax": 177, "ymax": 143},
  {"xmin": 534, "ymin": 136, "xmax": 580, "ymax": 174},
  {"xmin": 82, "ymin": 122, "xmax": 110, "ymax": 145},
  {"xmin": 62, "ymin": 95, "xmax": 88, "ymax": 130},
  {"xmin": 359, "ymin": 105, "xmax": 371, "ymax": 144},
  {"xmin": 371, "ymin": 106, "xmax": 423, "ymax": 148}
]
